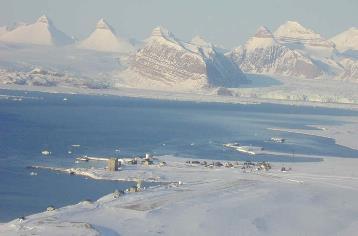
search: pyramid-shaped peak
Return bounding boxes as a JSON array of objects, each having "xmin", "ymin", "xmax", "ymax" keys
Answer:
[
  {"xmin": 36, "ymin": 15, "xmax": 51, "ymax": 25},
  {"xmin": 150, "ymin": 26, "xmax": 175, "ymax": 40},
  {"xmin": 276, "ymin": 21, "xmax": 316, "ymax": 36},
  {"xmin": 254, "ymin": 26, "xmax": 273, "ymax": 38},
  {"xmin": 96, "ymin": 18, "xmax": 114, "ymax": 31},
  {"xmin": 285, "ymin": 21, "xmax": 304, "ymax": 27}
]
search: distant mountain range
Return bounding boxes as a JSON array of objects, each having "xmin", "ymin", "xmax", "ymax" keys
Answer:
[
  {"xmin": 229, "ymin": 21, "xmax": 357, "ymax": 80},
  {"xmin": 0, "ymin": 15, "xmax": 74, "ymax": 46},
  {"xmin": 0, "ymin": 16, "xmax": 357, "ymax": 91}
]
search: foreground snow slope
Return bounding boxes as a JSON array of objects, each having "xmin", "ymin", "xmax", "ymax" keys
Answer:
[
  {"xmin": 1, "ymin": 109, "xmax": 357, "ymax": 236},
  {"xmin": 1, "ymin": 154, "xmax": 358, "ymax": 236}
]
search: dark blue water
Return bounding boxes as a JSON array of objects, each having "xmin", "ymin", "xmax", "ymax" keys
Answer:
[{"xmin": 0, "ymin": 89, "xmax": 357, "ymax": 222}]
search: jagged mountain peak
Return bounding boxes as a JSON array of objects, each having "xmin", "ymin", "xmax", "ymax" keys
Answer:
[
  {"xmin": 242, "ymin": 26, "xmax": 278, "ymax": 51},
  {"xmin": 145, "ymin": 26, "xmax": 184, "ymax": 49},
  {"xmin": 78, "ymin": 18, "xmax": 133, "ymax": 53},
  {"xmin": 230, "ymin": 23, "xmax": 323, "ymax": 79},
  {"xmin": 150, "ymin": 26, "xmax": 175, "ymax": 39},
  {"xmin": 254, "ymin": 26, "xmax": 273, "ymax": 38},
  {"xmin": 275, "ymin": 20, "xmax": 335, "ymax": 54},
  {"xmin": 96, "ymin": 18, "xmax": 114, "ymax": 31},
  {"xmin": 36, "ymin": 15, "xmax": 52, "ymax": 25},
  {"xmin": 0, "ymin": 15, "xmax": 73, "ymax": 46},
  {"xmin": 118, "ymin": 26, "xmax": 246, "ymax": 91},
  {"xmin": 275, "ymin": 21, "xmax": 318, "ymax": 38},
  {"xmin": 331, "ymin": 27, "xmax": 358, "ymax": 52}
]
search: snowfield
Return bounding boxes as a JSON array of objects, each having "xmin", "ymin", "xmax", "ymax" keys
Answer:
[
  {"xmin": 268, "ymin": 117, "xmax": 358, "ymax": 151},
  {"xmin": 230, "ymin": 74, "xmax": 358, "ymax": 105},
  {"xmin": 1, "ymin": 153, "xmax": 358, "ymax": 236}
]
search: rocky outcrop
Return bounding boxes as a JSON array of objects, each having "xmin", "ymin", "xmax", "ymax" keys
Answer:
[
  {"xmin": 229, "ymin": 26, "xmax": 322, "ymax": 78},
  {"xmin": 117, "ymin": 27, "xmax": 246, "ymax": 91}
]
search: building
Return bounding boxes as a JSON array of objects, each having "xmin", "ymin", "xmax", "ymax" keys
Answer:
[{"xmin": 108, "ymin": 158, "xmax": 119, "ymax": 171}]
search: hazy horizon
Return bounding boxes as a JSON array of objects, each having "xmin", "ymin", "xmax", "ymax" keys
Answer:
[{"xmin": 0, "ymin": 0, "xmax": 357, "ymax": 48}]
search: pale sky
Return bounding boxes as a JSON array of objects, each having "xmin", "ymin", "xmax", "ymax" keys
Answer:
[{"xmin": 0, "ymin": 0, "xmax": 357, "ymax": 48}]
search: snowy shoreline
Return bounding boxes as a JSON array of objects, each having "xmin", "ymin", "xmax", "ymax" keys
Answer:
[
  {"xmin": 1, "ymin": 83, "xmax": 358, "ymax": 110},
  {"xmin": 268, "ymin": 119, "xmax": 358, "ymax": 151},
  {"xmin": 2, "ymin": 155, "xmax": 358, "ymax": 235}
]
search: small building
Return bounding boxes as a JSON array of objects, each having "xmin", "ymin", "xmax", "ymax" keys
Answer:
[
  {"xmin": 142, "ymin": 159, "xmax": 153, "ymax": 166},
  {"xmin": 108, "ymin": 158, "xmax": 119, "ymax": 171},
  {"xmin": 224, "ymin": 162, "xmax": 234, "ymax": 168},
  {"xmin": 128, "ymin": 186, "xmax": 138, "ymax": 193},
  {"xmin": 113, "ymin": 189, "xmax": 125, "ymax": 198},
  {"xmin": 145, "ymin": 153, "xmax": 153, "ymax": 160},
  {"xmin": 214, "ymin": 162, "xmax": 223, "ymax": 167},
  {"xmin": 136, "ymin": 179, "xmax": 142, "ymax": 189},
  {"xmin": 46, "ymin": 205, "xmax": 56, "ymax": 211},
  {"xmin": 159, "ymin": 161, "xmax": 167, "ymax": 167}
]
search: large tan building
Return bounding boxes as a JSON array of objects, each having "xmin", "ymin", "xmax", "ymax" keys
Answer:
[{"xmin": 108, "ymin": 158, "xmax": 119, "ymax": 171}]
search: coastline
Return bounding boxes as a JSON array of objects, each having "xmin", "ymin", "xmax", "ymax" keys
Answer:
[
  {"xmin": 268, "ymin": 119, "xmax": 358, "ymax": 152},
  {"xmin": 1, "ymin": 84, "xmax": 358, "ymax": 235},
  {"xmin": 1, "ymin": 84, "xmax": 358, "ymax": 111},
  {"xmin": 2, "ymin": 155, "xmax": 358, "ymax": 235}
]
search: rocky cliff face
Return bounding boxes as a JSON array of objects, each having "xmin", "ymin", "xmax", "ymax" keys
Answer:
[
  {"xmin": 229, "ymin": 26, "xmax": 322, "ymax": 78},
  {"xmin": 117, "ymin": 27, "xmax": 246, "ymax": 91},
  {"xmin": 339, "ymin": 58, "xmax": 358, "ymax": 80}
]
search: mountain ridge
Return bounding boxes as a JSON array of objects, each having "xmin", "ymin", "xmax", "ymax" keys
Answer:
[{"xmin": 0, "ymin": 15, "xmax": 73, "ymax": 46}]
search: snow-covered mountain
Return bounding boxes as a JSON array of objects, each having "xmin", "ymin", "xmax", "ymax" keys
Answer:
[
  {"xmin": 339, "ymin": 58, "xmax": 358, "ymax": 80},
  {"xmin": 0, "ymin": 15, "xmax": 73, "ymax": 46},
  {"xmin": 117, "ymin": 26, "xmax": 246, "ymax": 91},
  {"xmin": 331, "ymin": 27, "xmax": 358, "ymax": 53},
  {"xmin": 228, "ymin": 21, "xmax": 358, "ymax": 80},
  {"xmin": 229, "ymin": 26, "xmax": 323, "ymax": 78},
  {"xmin": 274, "ymin": 21, "xmax": 335, "ymax": 53},
  {"xmin": 78, "ymin": 19, "xmax": 134, "ymax": 53},
  {"xmin": 274, "ymin": 21, "xmax": 355, "ymax": 78}
]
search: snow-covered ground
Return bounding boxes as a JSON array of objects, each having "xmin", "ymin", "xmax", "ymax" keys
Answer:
[
  {"xmin": 1, "ymin": 153, "xmax": 358, "ymax": 236},
  {"xmin": 269, "ymin": 117, "xmax": 358, "ymax": 151},
  {"xmin": 231, "ymin": 74, "xmax": 358, "ymax": 105}
]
